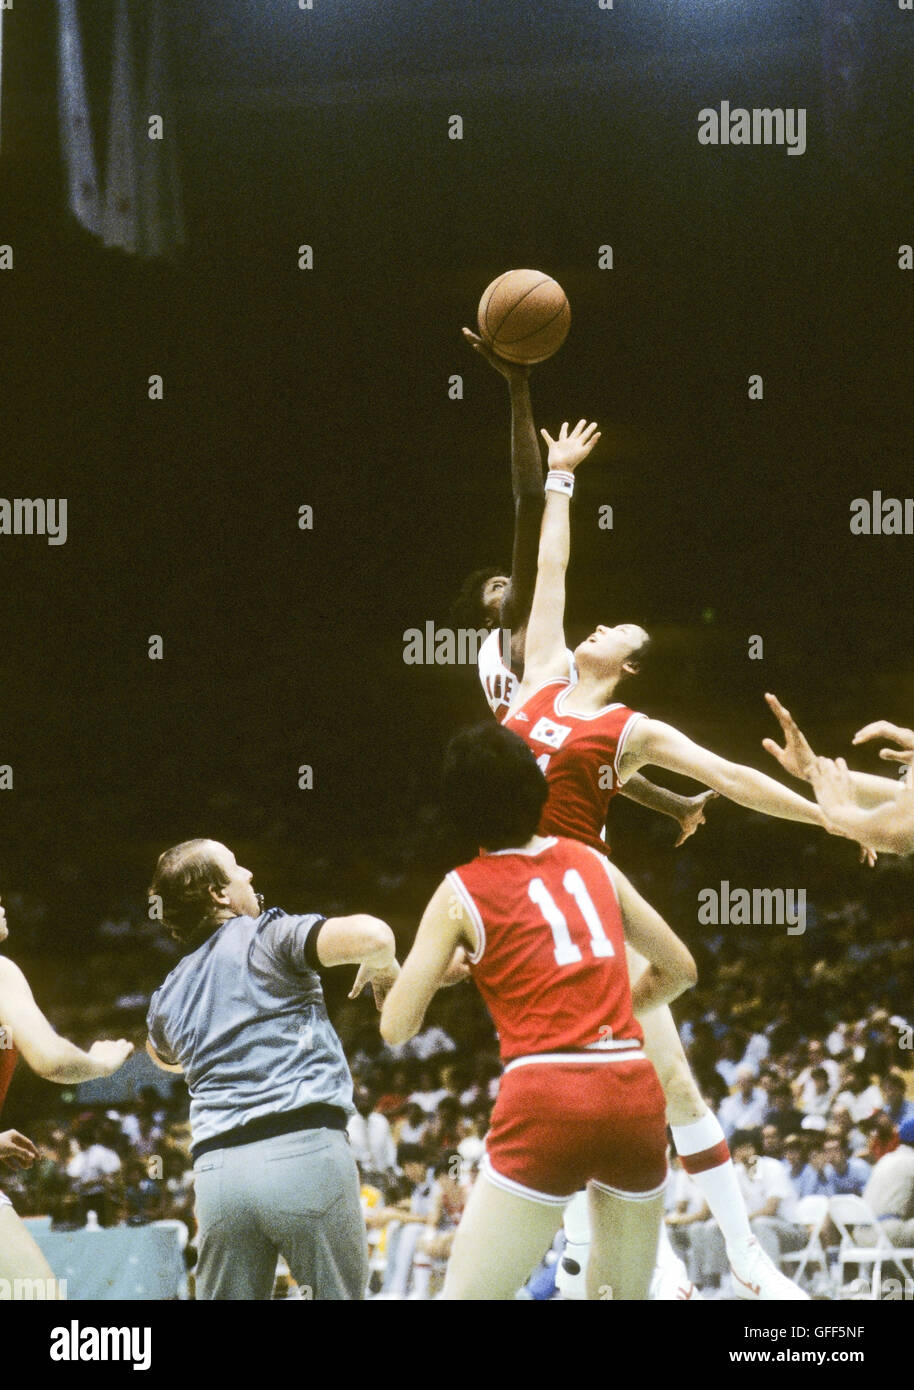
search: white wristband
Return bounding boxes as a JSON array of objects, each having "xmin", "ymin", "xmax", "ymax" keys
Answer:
[{"xmin": 545, "ymin": 470, "xmax": 574, "ymax": 498}]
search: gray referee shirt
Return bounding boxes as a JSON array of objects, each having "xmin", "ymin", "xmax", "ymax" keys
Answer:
[{"xmin": 146, "ymin": 908, "xmax": 355, "ymax": 1150}]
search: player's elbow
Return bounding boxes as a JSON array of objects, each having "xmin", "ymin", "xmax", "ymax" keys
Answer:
[
  {"xmin": 680, "ymin": 949, "xmax": 699, "ymax": 991},
  {"xmin": 318, "ymin": 913, "xmax": 395, "ymax": 968},
  {"xmin": 664, "ymin": 946, "xmax": 698, "ymax": 999},
  {"xmin": 32, "ymin": 1047, "xmax": 78, "ymax": 1083},
  {"xmin": 354, "ymin": 916, "xmax": 396, "ymax": 965}
]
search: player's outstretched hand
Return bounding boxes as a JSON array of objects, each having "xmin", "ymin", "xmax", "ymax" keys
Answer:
[
  {"xmin": 461, "ymin": 327, "xmax": 530, "ymax": 384},
  {"xmin": 853, "ymin": 720, "xmax": 914, "ymax": 773},
  {"xmin": 674, "ymin": 790, "xmax": 718, "ymax": 847},
  {"xmin": 540, "ymin": 419, "xmax": 601, "ymax": 473},
  {"xmin": 87, "ymin": 1039, "xmax": 134, "ymax": 1074},
  {"xmin": 349, "ymin": 959, "xmax": 401, "ymax": 1011},
  {"xmin": 809, "ymin": 756, "xmax": 857, "ymax": 832},
  {"xmin": 762, "ymin": 693, "xmax": 817, "ymax": 781},
  {"xmin": 0, "ymin": 1128, "xmax": 38, "ymax": 1170}
]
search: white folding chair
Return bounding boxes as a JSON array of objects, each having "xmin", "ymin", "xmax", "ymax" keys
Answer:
[
  {"xmin": 829, "ymin": 1194, "xmax": 914, "ymax": 1298},
  {"xmin": 779, "ymin": 1195, "xmax": 831, "ymax": 1292}
]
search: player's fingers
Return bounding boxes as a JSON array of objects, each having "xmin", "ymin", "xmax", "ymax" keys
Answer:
[
  {"xmin": 762, "ymin": 737, "xmax": 787, "ymax": 764},
  {"xmin": 878, "ymin": 748, "xmax": 910, "ymax": 763},
  {"xmin": 853, "ymin": 721, "xmax": 911, "ymax": 746},
  {"xmin": 558, "ymin": 421, "xmax": 569, "ymax": 440},
  {"xmin": 9, "ymin": 1131, "xmax": 38, "ymax": 1155},
  {"xmin": 461, "ymin": 327, "xmax": 482, "ymax": 345},
  {"xmin": 540, "ymin": 428, "xmax": 555, "ymax": 447},
  {"xmin": 764, "ymin": 693, "xmax": 793, "ymax": 725},
  {"xmin": 573, "ymin": 418, "xmax": 587, "ymax": 435}
]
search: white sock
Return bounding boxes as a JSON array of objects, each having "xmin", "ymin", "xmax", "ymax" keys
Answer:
[
  {"xmin": 410, "ymin": 1255, "xmax": 432, "ymax": 1298},
  {"xmin": 671, "ymin": 1113, "xmax": 753, "ymax": 1254},
  {"xmin": 655, "ymin": 1219, "xmax": 688, "ymax": 1280},
  {"xmin": 563, "ymin": 1190, "xmax": 591, "ymax": 1245}
]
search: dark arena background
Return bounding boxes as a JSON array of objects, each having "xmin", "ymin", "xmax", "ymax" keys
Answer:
[{"xmin": 0, "ymin": 0, "xmax": 912, "ymax": 1362}]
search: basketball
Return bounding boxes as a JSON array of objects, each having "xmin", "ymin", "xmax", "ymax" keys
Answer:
[{"xmin": 476, "ymin": 269, "xmax": 571, "ymax": 364}]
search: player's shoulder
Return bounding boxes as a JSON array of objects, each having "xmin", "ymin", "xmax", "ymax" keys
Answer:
[
  {"xmin": 254, "ymin": 907, "xmax": 324, "ymax": 957},
  {"xmin": 0, "ymin": 954, "xmax": 28, "ymax": 995},
  {"xmin": 477, "ymin": 627, "xmax": 503, "ymax": 666},
  {"xmin": 508, "ymin": 670, "xmax": 572, "ymax": 716}
]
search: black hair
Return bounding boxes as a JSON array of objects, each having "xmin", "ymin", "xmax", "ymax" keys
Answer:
[
  {"xmin": 450, "ymin": 566, "xmax": 507, "ymax": 633},
  {"xmin": 730, "ymin": 1128, "xmax": 762, "ymax": 1153},
  {"xmin": 442, "ymin": 723, "xmax": 549, "ymax": 851},
  {"xmin": 618, "ymin": 631, "xmax": 653, "ymax": 685},
  {"xmin": 397, "ymin": 1143, "xmax": 428, "ymax": 1168}
]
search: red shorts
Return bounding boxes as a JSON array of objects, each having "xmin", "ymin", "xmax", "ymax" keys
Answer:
[{"xmin": 484, "ymin": 1053, "xmax": 668, "ymax": 1205}]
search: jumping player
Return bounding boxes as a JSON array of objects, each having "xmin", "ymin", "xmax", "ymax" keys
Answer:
[
  {"xmin": 502, "ymin": 418, "xmax": 829, "ymax": 1299},
  {"xmin": 381, "ymin": 723, "xmax": 697, "ymax": 1299},
  {"xmin": 457, "ymin": 329, "xmax": 717, "ymax": 848},
  {"xmin": 0, "ymin": 892, "xmax": 133, "ymax": 1297}
]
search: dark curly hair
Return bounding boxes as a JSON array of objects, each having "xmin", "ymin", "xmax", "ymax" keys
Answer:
[
  {"xmin": 449, "ymin": 566, "xmax": 507, "ymax": 633},
  {"xmin": 442, "ymin": 723, "xmax": 548, "ymax": 851}
]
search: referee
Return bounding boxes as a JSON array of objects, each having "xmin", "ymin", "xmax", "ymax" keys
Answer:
[{"xmin": 145, "ymin": 838, "xmax": 399, "ymax": 1300}]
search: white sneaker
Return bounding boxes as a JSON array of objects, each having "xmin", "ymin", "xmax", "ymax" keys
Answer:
[
  {"xmin": 649, "ymin": 1264, "xmax": 703, "ymax": 1300},
  {"xmin": 555, "ymin": 1241, "xmax": 588, "ymax": 1300},
  {"xmin": 729, "ymin": 1239, "xmax": 810, "ymax": 1301}
]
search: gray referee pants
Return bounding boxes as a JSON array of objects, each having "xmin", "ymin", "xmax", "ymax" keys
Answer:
[{"xmin": 193, "ymin": 1128, "xmax": 368, "ymax": 1300}]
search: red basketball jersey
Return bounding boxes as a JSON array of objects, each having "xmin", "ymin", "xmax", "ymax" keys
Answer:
[
  {"xmin": 448, "ymin": 836, "xmax": 643, "ymax": 1063},
  {"xmin": 0, "ymin": 1041, "xmax": 17, "ymax": 1118},
  {"xmin": 503, "ymin": 677, "xmax": 644, "ymax": 854}
]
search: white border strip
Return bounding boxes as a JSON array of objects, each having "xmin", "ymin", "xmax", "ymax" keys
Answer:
[
  {"xmin": 591, "ymin": 1173, "xmax": 668, "ymax": 1202},
  {"xmin": 482, "ymin": 1153, "xmax": 572, "ymax": 1207},
  {"xmin": 504, "ymin": 1049, "xmax": 645, "ymax": 1074}
]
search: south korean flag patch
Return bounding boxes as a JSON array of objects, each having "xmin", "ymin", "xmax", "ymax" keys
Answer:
[{"xmin": 530, "ymin": 716, "xmax": 572, "ymax": 750}]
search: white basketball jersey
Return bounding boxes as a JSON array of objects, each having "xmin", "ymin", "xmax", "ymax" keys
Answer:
[
  {"xmin": 478, "ymin": 629, "xmax": 518, "ymax": 722},
  {"xmin": 477, "ymin": 629, "xmax": 576, "ymax": 723}
]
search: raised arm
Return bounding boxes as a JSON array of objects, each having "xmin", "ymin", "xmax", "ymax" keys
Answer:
[
  {"xmin": 380, "ymin": 881, "xmax": 470, "ymax": 1046},
  {"xmin": 622, "ymin": 718, "xmax": 826, "ymax": 828},
  {"xmin": 0, "ymin": 957, "xmax": 132, "ymax": 1084},
  {"xmin": 462, "ymin": 328, "xmax": 543, "ymax": 665},
  {"xmin": 515, "ymin": 420, "xmax": 601, "ymax": 693}
]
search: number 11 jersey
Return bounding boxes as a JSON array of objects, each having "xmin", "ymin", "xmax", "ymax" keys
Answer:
[{"xmin": 447, "ymin": 836, "xmax": 643, "ymax": 1064}]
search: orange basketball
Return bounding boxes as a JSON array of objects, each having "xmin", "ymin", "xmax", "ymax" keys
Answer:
[{"xmin": 477, "ymin": 269, "xmax": 570, "ymax": 364}]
